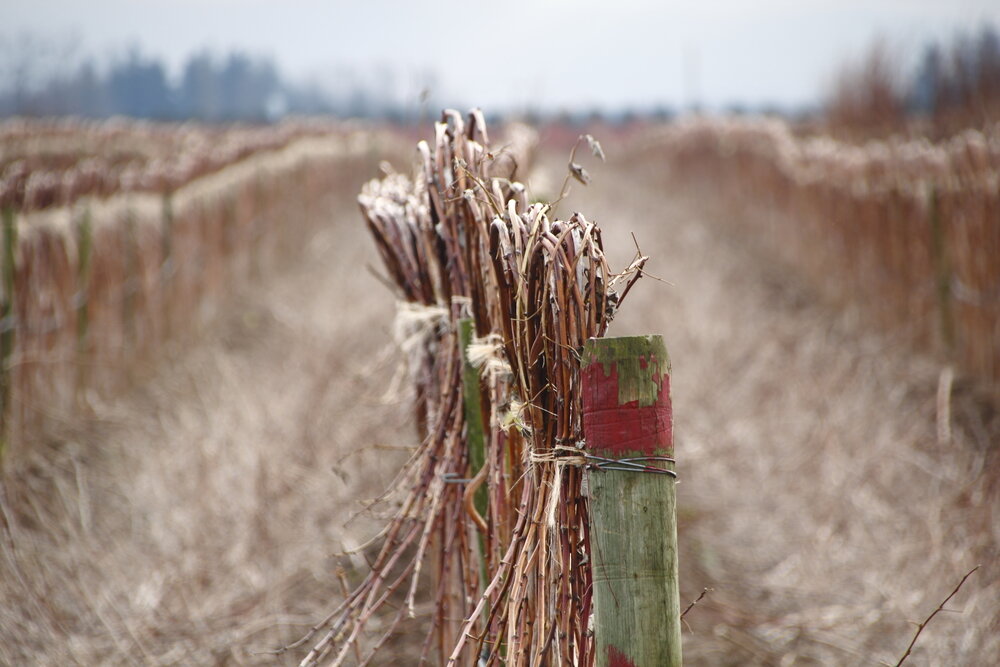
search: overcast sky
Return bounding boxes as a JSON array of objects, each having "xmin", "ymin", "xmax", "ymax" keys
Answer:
[{"xmin": 4, "ymin": 0, "xmax": 1000, "ymax": 112}]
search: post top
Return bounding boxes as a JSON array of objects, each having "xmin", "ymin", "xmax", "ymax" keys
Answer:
[
  {"xmin": 583, "ymin": 335, "xmax": 670, "ymax": 371},
  {"xmin": 581, "ymin": 334, "xmax": 673, "ymax": 458}
]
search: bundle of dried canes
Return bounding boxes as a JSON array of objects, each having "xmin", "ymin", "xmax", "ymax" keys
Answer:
[{"xmin": 293, "ymin": 109, "xmax": 645, "ymax": 666}]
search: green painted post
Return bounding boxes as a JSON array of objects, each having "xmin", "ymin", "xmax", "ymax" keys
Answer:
[
  {"xmin": 459, "ymin": 318, "xmax": 488, "ymax": 514},
  {"xmin": 459, "ymin": 318, "xmax": 489, "ymax": 592},
  {"xmin": 0, "ymin": 207, "xmax": 16, "ymax": 449},
  {"xmin": 250, "ymin": 175, "xmax": 264, "ymax": 281},
  {"xmin": 160, "ymin": 192, "xmax": 174, "ymax": 339},
  {"xmin": 582, "ymin": 335, "xmax": 681, "ymax": 667},
  {"xmin": 928, "ymin": 185, "xmax": 955, "ymax": 352},
  {"xmin": 75, "ymin": 208, "xmax": 93, "ymax": 401},
  {"xmin": 122, "ymin": 210, "xmax": 138, "ymax": 371}
]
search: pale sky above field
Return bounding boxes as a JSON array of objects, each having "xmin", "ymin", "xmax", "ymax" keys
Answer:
[{"xmin": 3, "ymin": 0, "xmax": 1000, "ymax": 112}]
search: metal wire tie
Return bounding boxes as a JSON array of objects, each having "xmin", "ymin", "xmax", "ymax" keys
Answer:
[
  {"xmin": 583, "ymin": 454, "xmax": 677, "ymax": 478},
  {"xmin": 441, "ymin": 472, "xmax": 474, "ymax": 484}
]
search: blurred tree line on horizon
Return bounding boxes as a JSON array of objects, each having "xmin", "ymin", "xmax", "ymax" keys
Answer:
[
  {"xmin": 3, "ymin": 24, "xmax": 1000, "ymax": 131},
  {"xmin": 0, "ymin": 35, "xmax": 429, "ymax": 122},
  {"xmin": 828, "ymin": 23, "xmax": 1000, "ymax": 138}
]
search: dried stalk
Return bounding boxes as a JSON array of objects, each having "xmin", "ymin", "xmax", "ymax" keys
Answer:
[
  {"xmin": 296, "ymin": 110, "xmax": 642, "ymax": 665},
  {"xmin": 891, "ymin": 565, "xmax": 979, "ymax": 667}
]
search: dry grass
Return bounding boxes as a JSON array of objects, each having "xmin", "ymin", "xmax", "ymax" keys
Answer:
[
  {"xmin": 562, "ymin": 145, "xmax": 1000, "ymax": 664},
  {"xmin": 0, "ymin": 125, "xmax": 996, "ymax": 666},
  {"xmin": 0, "ymin": 153, "xmax": 427, "ymax": 665}
]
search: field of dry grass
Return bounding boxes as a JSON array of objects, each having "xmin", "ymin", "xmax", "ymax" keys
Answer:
[
  {"xmin": 0, "ymin": 154, "xmax": 431, "ymax": 665},
  {"xmin": 1, "ymin": 127, "xmax": 998, "ymax": 665},
  {"xmin": 560, "ymin": 143, "xmax": 999, "ymax": 665}
]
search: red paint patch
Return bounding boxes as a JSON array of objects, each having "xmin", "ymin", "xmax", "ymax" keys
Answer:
[
  {"xmin": 607, "ymin": 644, "xmax": 638, "ymax": 667},
  {"xmin": 582, "ymin": 355, "xmax": 673, "ymax": 458}
]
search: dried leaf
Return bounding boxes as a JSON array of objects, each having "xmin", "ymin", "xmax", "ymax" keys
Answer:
[
  {"xmin": 584, "ymin": 134, "xmax": 605, "ymax": 161},
  {"xmin": 569, "ymin": 162, "xmax": 591, "ymax": 185}
]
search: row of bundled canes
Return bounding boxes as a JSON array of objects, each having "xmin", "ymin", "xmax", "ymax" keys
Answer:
[
  {"xmin": 287, "ymin": 110, "xmax": 646, "ymax": 665},
  {"xmin": 0, "ymin": 121, "xmax": 387, "ymax": 456},
  {"xmin": 629, "ymin": 117, "xmax": 1000, "ymax": 394}
]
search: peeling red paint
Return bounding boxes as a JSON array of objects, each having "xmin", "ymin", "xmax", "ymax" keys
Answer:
[
  {"xmin": 607, "ymin": 645, "xmax": 638, "ymax": 667},
  {"xmin": 582, "ymin": 355, "xmax": 673, "ymax": 458}
]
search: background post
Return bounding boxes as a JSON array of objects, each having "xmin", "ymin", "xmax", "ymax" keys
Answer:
[
  {"xmin": 582, "ymin": 335, "xmax": 681, "ymax": 667},
  {"xmin": 459, "ymin": 318, "xmax": 488, "ymax": 588},
  {"xmin": 0, "ymin": 207, "xmax": 16, "ymax": 451},
  {"xmin": 927, "ymin": 185, "xmax": 955, "ymax": 353}
]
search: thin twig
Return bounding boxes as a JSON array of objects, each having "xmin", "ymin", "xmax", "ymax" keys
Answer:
[
  {"xmin": 681, "ymin": 587, "xmax": 712, "ymax": 620},
  {"xmin": 892, "ymin": 565, "xmax": 979, "ymax": 667}
]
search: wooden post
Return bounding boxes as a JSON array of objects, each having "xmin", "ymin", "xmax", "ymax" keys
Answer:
[
  {"xmin": 0, "ymin": 207, "xmax": 16, "ymax": 450},
  {"xmin": 928, "ymin": 185, "xmax": 955, "ymax": 352},
  {"xmin": 250, "ymin": 175, "xmax": 264, "ymax": 281},
  {"xmin": 75, "ymin": 208, "xmax": 92, "ymax": 404},
  {"xmin": 459, "ymin": 319, "xmax": 488, "ymax": 510},
  {"xmin": 160, "ymin": 192, "xmax": 175, "ymax": 339},
  {"xmin": 582, "ymin": 335, "xmax": 681, "ymax": 667},
  {"xmin": 459, "ymin": 318, "xmax": 488, "ymax": 584},
  {"xmin": 122, "ymin": 209, "xmax": 138, "ymax": 371}
]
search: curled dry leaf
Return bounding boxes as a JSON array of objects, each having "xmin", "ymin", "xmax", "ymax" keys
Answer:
[
  {"xmin": 584, "ymin": 133, "xmax": 606, "ymax": 161},
  {"xmin": 569, "ymin": 161, "xmax": 591, "ymax": 185}
]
